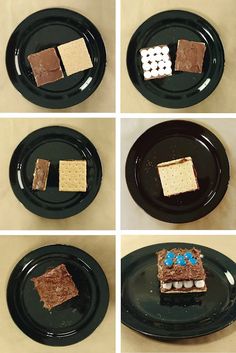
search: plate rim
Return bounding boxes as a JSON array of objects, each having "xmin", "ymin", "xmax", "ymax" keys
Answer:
[
  {"xmin": 5, "ymin": 7, "xmax": 107, "ymax": 109},
  {"xmin": 121, "ymin": 241, "xmax": 236, "ymax": 339},
  {"xmin": 7, "ymin": 244, "xmax": 110, "ymax": 346},
  {"xmin": 9, "ymin": 125, "xmax": 103, "ymax": 219},
  {"xmin": 126, "ymin": 9, "xmax": 225, "ymax": 109},
  {"xmin": 125, "ymin": 119, "xmax": 230, "ymax": 223}
]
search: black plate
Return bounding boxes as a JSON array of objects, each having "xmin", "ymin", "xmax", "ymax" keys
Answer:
[
  {"xmin": 9, "ymin": 126, "xmax": 102, "ymax": 219},
  {"xmin": 125, "ymin": 120, "xmax": 230, "ymax": 223},
  {"xmin": 127, "ymin": 10, "xmax": 224, "ymax": 108},
  {"xmin": 6, "ymin": 8, "xmax": 106, "ymax": 109},
  {"xmin": 7, "ymin": 244, "xmax": 109, "ymax": 346},
  {"xmin": 122, "ymin": 242, "xmax": 236, "ymax": 339}
]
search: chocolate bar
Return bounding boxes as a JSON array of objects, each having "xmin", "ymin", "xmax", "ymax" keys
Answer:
[
  {"xmin": 32, "ymin": 159, "xmax": 50, "ymax": 191},
  {"xmin": 31, "ymin": 264, "xmax": 79, "ymax": 310},
  {"xmin": 175, "ymin": 39, "xmax": 206, "ymax": 74},
  {"xmin": 140, "ymin": 45, "xmax": 172, "ymax": 80},
  {"xmin": 27, "ymin": 48, "xmax": 64, "ymax": 87},
  {"xmin": 157, "ymin": 248, "xmax": 207, "ymax": 293}
]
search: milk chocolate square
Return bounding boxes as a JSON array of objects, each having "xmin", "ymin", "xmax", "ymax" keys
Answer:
[
  {"xmin": 175, "ymin": 40, "xmax": 206, "ymax": 74},
  {"xmin": 28, "ymin": 48, "xmax": 64, "ymax": 87},
  {"xmin": 31, "ymin": 264, "xmax": 79, "ymax": 310},
  {"xmin": 32, "ymin": 159, "xmax": 50, "ymax": 191}
]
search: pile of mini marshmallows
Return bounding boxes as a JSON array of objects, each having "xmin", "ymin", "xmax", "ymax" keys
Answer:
[{"xmin": 140, "ymin": 45, "xmax": 172, "ymax": 80}]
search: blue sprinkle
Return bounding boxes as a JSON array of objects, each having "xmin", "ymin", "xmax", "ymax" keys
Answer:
[
  {"xmin": 176, "ymin": 255, "xmax": 185, "ymax": 261},
  {"xmin": 189, "ymin": 257, "xmax": 197, "ymax": 265},
  {"xmin": 166, "ymin": 251, "xmax": 175, "ymax": 259},
  {"xmin": 176, "ymin": 258, "xmax": 186, "ymax": 266},
  {"xmin": 184, "ymin": 252, "xmax": 194, "ymax": 259},
  {"xmin": 164, "ymin": 258, "xmax": 173, "ymax": 267}
]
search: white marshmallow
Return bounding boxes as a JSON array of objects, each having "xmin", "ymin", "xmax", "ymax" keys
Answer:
[
  {"xmin": 151, "ymin": 69, "xmax": 159, "ymax": 77},
  {"xmin": 140, "ymin": 49, "xmax": 148, "ymax": 57},
  {"xmin": 165, "ymin": 60, "xmax": 172, "ymax": 68},
  {"xmin": 142, "ymin": 63, "xmax": 151, "ymax": 71},
  {"xmin": 144, "ymin": 71, "xmax": 152, "ymax": 79},
  {"xmin": 162, "ymin": 54, "xmax": 170, "ymax": 62},
  {"xmin": 155, "ymin": 54, "xmax": 163, "ymax": 62},
  {"xmin": 194, "ymin": 280, "xmax": 205, "ymax": 288},
  {"xmin": 154, "ymin": 46, "xmax": 162, "ymax": 54},
  {"xmin": 158, "ymin": 61, "xmax": 165, "ymax": 69},
  {"xmin": 164, "ymin": 67, "xmax": 172, "ymax": 75},
  {"xmin": 161, "ymin": 46, "xmax": 169, "ymax": 55},
  {"xmin": 159, "ymin": 68, "xmax": 165, "ymax": 76},
  {"xmin": 173, "ymin": 281, "xmax": 183, "ymax": 289},
  {"xmin": 148, "ymin": 47, "xmax": 155, "ymax": 56},
  {"xmin": 163, "ymin": 282, "xmax": 172, "ymax": 290},
  {"xmin": 141, "ymin": 56, "xmax": 149, "ymax": 64},
  {"xmin": 150, "ymin": 61, "xmax": 158, "ymax": 70},
  {"xmin": 184, "ymin": 280, "xmax": 193, "ymax": 288},
  {"xmin": 148, "ymin": 55, "xmax": 155, "ymax": 62}
]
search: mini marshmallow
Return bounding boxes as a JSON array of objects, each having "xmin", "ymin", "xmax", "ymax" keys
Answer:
[
  {"xmin": 184, "ymin": 280, "xmax": 193, "ymax": 289},
  {"xmin": 161, "ymin": 46, "xmax": 169, "ymax": 55},
  {"xmin": 150, "ymin": 61, "xmax": 158, "ymax": 70},
  {"xmin": 141, "ymin": 56, "xmax": 149, "ymax": 64},
  {"xmin": 163, "ymin": 282, "xmax": 172, "ymax": 290},
  {"xmin": 158, "ymin": 61, "xmax": 165, "ymax": 69},
  {"xmin": 144, "ymin": 71, "xmax": 152, "ymax": 79},
  {"xmin": 173, "ymin": 281, "xmax": 183, "ymax": 289},
  {"xmin": 165, "ymin": 60, "xmax": 172, "ymax": 68},
  {"xmin": 154, "ymin": 46, "xmax": 162, "ymax": 54},
  {"xmin": 159, "ymin": 68, "xmax": 165, "ymax": 76},
  {"xmin": 162, "ymin": 54, "xmax": 170, "ymax": 62},
  {"xmin": 142, "ymin": 63, "xmax": 151, "ymax": 71},
  {"xmin": 148, "ymin": 55, "xmax": 155, "ymax": 62},
  {"xmin": 148, "ymin": 47, "xmax": 155, "ymax": 56},
  {"xmin": 155, "ymin": 54, "xmax": 163, "ymax": 62},
  {"xmin": 151, "ymin": 69, "xmax": 159, "ymax": 77},
  {"xmin": 194, "ymin": 280, "xmax": 205, "ymax": 288},
  {"xmin": 140, "ymin": 49, "xmax": 148, "ymax": 57},
  {"xmin": 165, "ymin": 67, "xmax": 172, "ymax": 75}
]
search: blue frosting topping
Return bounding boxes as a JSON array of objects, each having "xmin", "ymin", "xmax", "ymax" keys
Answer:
[
  {"xmin": 164, "ymin": 258, "xmax": 173, "ymax": 267},
  {"xmin": 166, "ymin": 251, "xmax": 175, "ymax": 259},
  {"xmin": 184, "ymin": 251, "xmax": 193, "ymax": 259},
  {"xmin": 189, "ymin": 257, "xmax": 198, "ymax": 265},
  {"xmin": 164, "ymin": 251, "xmax": 198, "ymax": 267}
]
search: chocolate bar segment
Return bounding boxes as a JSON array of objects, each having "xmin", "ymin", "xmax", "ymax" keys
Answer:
[
  {"xmin": 31, "ymin": 264, "xmax": 79, "ymax": 310},
  {"xmin": 175, "ymin": 39, "xmax": 206, "ymax": 74},
  {"xmin": 157, "ymin": 248, "xmax": 207, "ymax": 294},
  {"xmin": 27, "ymin": 48, "xmax": 64, "ymax": 87},
  {"xmin": 32, "ymin": 159, "xmax": 50, "ymax": 191},
  {"xmin": 140, "ymin": 45, "xmax": 172, "ymax": 80}
]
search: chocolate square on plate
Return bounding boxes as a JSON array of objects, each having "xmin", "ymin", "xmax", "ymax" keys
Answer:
[{"xmin": 175, "ymin": 39, "xmax": 206, "ymax": 74}]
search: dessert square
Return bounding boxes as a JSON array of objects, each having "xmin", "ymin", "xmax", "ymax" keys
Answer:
[
  {"xmin": 32, "ymin": 159, "xmax": 50, "ymax": 191},
  {"xmin": 157, "ymin": 248, "xmax": 207, "ymax": 294},
  {"xmin": 58, "ymin": 38, "xmax": 93, "ymax": 76},
  {"xmin": 175, "ymin": 39, "xmax": 206, "ymax": 74},
  {"xmin": 59, "ymin": 160, "xmax": 87, "ymax": 192},
  {"xmin": 27, "ymin": 48, "xmax": 64, "ymax": 87},
  {"xmin": 157, "ymin": 157, "xmax": 199, "ymax": 197},
  {"xmin": 140, "ymin": 45, "xmax": 172, "ymax": 80},
  {"xmin": 31, "ymin": 264, "xmax": 79, "ymax": 310}
]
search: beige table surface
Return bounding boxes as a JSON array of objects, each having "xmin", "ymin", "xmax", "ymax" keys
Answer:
[
  {"xmin": 0, "ymin": 235, "xmax": 115, "ymax": 353},
  {"xmin": 121, "ymin": 0, "xmax": 236, "ymax": 113},
  {"xmin": 122, "ymin": 235, "xmax": 236, "ymax": 353},
  {"xmin": 0, "ymin": 118, "xmax": 115, "ymax": 230},
  {"xmin": 121, "ymin": 118, "xmax": 236, "ymax": 230},
  {"xmin": 0, "ymin": 0, "xmax": 115, "ymax": 112}
]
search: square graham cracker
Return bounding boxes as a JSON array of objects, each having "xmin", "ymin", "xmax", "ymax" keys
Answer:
[
  {"xmin": 31, "ymin": 264, "xmax": 79, "ymax": 310},
  {"xmin": 59, "ymin": 160, "xmax": 87, "ymax": 192},
  {"xmin": 58, "ymin": 38, "xmax": 93, "ymax": 76},
  {"xmin": 157, "ymin": 157, "xmax": 199, "ymax": 197}
]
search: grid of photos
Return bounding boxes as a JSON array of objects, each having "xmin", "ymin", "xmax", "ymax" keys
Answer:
[{"xmin": 1, "ymin": 1, "xmax": 236, "ymax": 353}]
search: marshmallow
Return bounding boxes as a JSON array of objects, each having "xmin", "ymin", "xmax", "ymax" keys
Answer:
[
  {"xmin": 161, "ymin": 46, "xmax": 170, "ymax": 55},
  {"xmin": 184, "ymin": 280, "xmax": 193, "ymax": 288},
  {"xmin": 173, "ymin": 281, "xmax": 183, "ymax": 289},
  {"xmin": 150, "ymin": 61, "xmax": 158, "ymax": 70},
  {"xmin": 194, "ymin": 280, "xmax": 205, "ymax": 288},
  {"xmin": 162, "ymin": 54, "xmax": 170, "ymax": 62},
  {"xmin": 164, "ymin": 67, "xmax": 172, "ymax": 75},
  {"xmin": 151, "ymin": 69, "xmax": 159, "ymax": 77},
  {"xmin": 159, "ymin": 68, "xmax": 165, "ymax": 76},
  {"xmin": 155, "ymin": 54, "xmax": 163, "ymax": 62},
  {"xmin": 148, "ymin": 47, "xmax": 155, "ymax": 56},
  {"xmin": 154, "ymin": 46, "xmax": 162, "ymax": 54},
  {"xmin": 144, "ymin": 71, "xmax": 152, "ymax": 79},
  {"xmin": 165, "ymin": 60, "xmax": 172, "ymax": 68},
  {"xmin": 141, "ymin": 56, "xmax": 149, "ymax": 64},
  {"xmin": 142, "ymin": 63, "xmax": 151, "ymax": 71},
  {"xmin": 140, "ymin": 49, "xmax": 148, "ymax": 57},
  {"xmin": 163, "ymin": 282, "xmax": 172, "ymax": 290},
  {"xmin": 158, "ymin": 61, "xmax": 165, "ymax": 69}
]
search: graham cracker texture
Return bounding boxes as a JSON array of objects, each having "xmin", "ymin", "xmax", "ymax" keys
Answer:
[
  {"xmin": 59, "ymin": 160, "xmax": 87, "ymax": 192},
  {"xmin": 157, "ymin": 157, "xmax": 199, "ymax": 197},
  {"xmin": 58, "ymin": 38, "xmax": 93, "ymax": 76}
]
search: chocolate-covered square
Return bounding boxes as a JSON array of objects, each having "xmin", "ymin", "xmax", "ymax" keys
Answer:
[{"xmin": 175, "ymin": 40, "xmax": 206, "ymax": 74}]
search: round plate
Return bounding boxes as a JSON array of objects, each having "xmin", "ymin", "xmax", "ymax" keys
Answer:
[
  {"xmin": 122, "ymin": 242, "xmax": 236, "ymax": 339},
  {"xmin": 6, "ymin": 8, "xmax": 106, "ymax": 109},
  {"xmin": 7, "ymin": 244, "xmax": 109, "ymax": 346},
  {"xmin": 9, "ymin": 126, "xmax": 102, "ymax": 219},
  {"xmin": 125, "ymin": 120, "xmax": 230, "ymax": 223},
  {"xmin": 127, "ymin": 10, "xmax": 224, "ymax": 108}
]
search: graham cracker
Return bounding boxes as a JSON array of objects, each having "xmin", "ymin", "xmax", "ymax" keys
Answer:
[
  {"xmin": 157, "ymin": 157, "xmax": 199, "ymax": 197},
  {"xmin": 58, "ymin": 38, "xmax": 93, "ymax": 76},
  {"xmin": 59, "ymin": 160, "xmax": 87, "ymax": 192}
]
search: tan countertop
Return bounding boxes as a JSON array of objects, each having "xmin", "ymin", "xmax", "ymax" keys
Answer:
[
  {"xmin": 0, "ymin": 235, "xmax": 115, "ymax": 353},
  {"xmin": 0, "ymin": 0, "xmax": 115, "ymax": 112},
  {"xmin": 0, "ymin": 118, "xmax": 115, "ymax": 230},
  {"xmin": 121, "ymin": 0, "xmax": 236, "ymax": 113},
  {"xmin": 121, "ymin": 118, "xmax": 236, "ymax": 230},
  {"xmin": 121, "ymin": 235, "xmax": 236, "ymax": 353}
]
